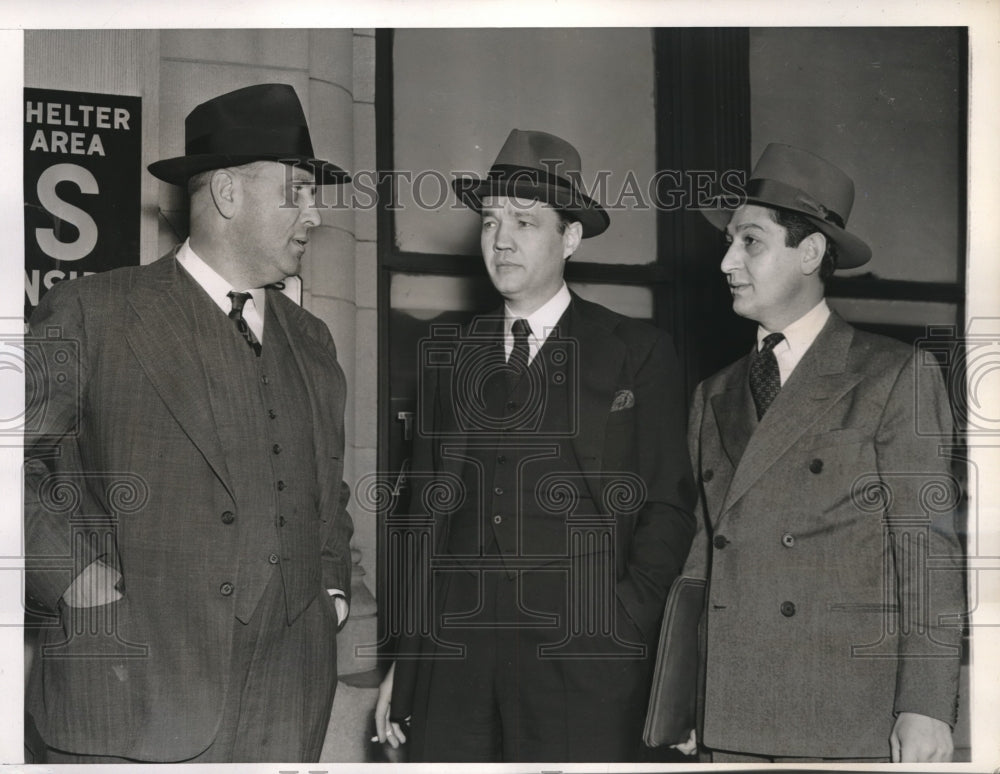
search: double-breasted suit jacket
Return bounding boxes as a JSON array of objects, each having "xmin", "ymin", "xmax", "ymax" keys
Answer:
[
  {"xmin": 24, "ymin": 253, "xmax": 354, "ymax": 760},
  {"xmin": 682, "ymin": 312, "xmax": 964, "ymax": 758},
  {"xmin": 392, "ymin": 293, "xmax": 696, "ymax": 757}
]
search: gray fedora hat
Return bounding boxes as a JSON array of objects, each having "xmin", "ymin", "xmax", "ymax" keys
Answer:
[
  {"xmin": 453, "ymin": 129, "xmax": 609, "ymax": 238},
  {"xmin": 148, "ymin": 83, "xmax": 350, "ymax": 186},
  {"xmin": 703, "ymin": 143, "xmax": 871, "ymax": 269}
]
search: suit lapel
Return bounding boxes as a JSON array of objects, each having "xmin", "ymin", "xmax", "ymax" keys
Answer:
[
  {"xmin": 123, "ymin": 255, "xmax": 235, "ymax": 500},
  {"xmin": 710, "ymin": 354, "xmax": 756, "ymax": 468},
  {"xmin": 268, "ymin": 292, "xmax": 344, "ymax": 496},
  {"xmin": 719, "ymin": 314, "xmax": 861, "ymax": 518},
  {"xmin": 566, "ymin": 298, "xmax": 624, "ymax": 510}
]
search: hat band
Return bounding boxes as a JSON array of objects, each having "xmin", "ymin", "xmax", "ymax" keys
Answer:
[
  {"xmin": 486, "ymin": 164, "xmax": 578, "ymax": 191},
  {"xmin": 746, "ymin": 178, "xmax": 846, "ymax": 229},
  {"xmin": 186, "ymin": 125, "xmax": 314, "ymax": 159}
]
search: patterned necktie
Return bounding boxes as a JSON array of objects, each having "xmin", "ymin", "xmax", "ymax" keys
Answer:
[
  {"xmin": 227, "ymin": 291, "xmax": 262, "ymax": 357},
  {"xmin": 507, "ymin": 318, "xmax": 531, "ymax": 389},
  {"xmin": 749, "ymin": 332, "xmax": 784, "ymax": 420}
]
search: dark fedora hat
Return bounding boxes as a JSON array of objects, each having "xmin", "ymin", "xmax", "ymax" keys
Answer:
[
  {"xmin": 148, "ymin": 83, "xmax": 350, "ymax": 186},
  {"xmin": 703, "ymin": 143, "xmax": 871, "ymax": 269},
  {"xmin": 452, "ymin": 129, "xmax": 609, "ymax": 238}
]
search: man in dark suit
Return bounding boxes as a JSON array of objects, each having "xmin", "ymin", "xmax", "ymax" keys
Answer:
[
  {"xmin": 374, "ymin": 129, "xmax": 696, "ymax": 761},
  {"xmin": 677, "ymin": 144, "xmax": 964, "ymax": 762},
  {"xmin": 24, "ymin": 83, "xmax": 355, "ymax": 763}
]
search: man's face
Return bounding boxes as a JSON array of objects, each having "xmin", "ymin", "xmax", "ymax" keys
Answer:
[
  {"xmin": 720, "ymin": 204, "xmax": 817, "ymax": 330},
  {"xmin": 480, "ymin": 196, "xmax": 581, "ymax": 314},
  {"xmin": 234, "ymin": 161, "xmax": 320, "ymax": 286}
]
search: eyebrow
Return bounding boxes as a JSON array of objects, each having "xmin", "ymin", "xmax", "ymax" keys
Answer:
[{"xmin": 728, "ymin": 221, "xmax": 766, "ymax": 234}]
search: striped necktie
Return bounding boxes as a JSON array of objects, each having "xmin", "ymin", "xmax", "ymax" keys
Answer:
[{"xmin": 227, "ymin": 291, "xmax": 262, "ymax": 356}]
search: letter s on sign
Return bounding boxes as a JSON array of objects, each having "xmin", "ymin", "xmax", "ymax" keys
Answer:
[{"xmin": 35, "ymin": 163, "xmax": 98, "ymax": 262}]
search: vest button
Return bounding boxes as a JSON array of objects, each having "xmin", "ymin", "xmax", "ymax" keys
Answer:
[
  {"xmin": 781, "ymin": 532, "xmax": 795, "ymax": 548},
  {"xmin": 261, "ymin": 374, "xmax": 269, "ymax": 384},
  {"xmin": 268, "ymin": 553, "xmax": 280, "ymax": 565},
  {"xmin": 268, "ymin": 409, "xmax": 277, "ymax": 419},
  {"xmin": 220, "ymin": 582, "xmax": 234, "ymax": 596},
  {"xmin": 702, "ymin": 469, "xmax": 714, "ymax": 482},
  {"xmin": 272, "ymin": 443, "xmax": 282, "ymax": 455},
  {"xmin": 780, "ymin": 601, "xmax": 796, "ymax": 617},
  {"xmin": 809, "ymin": 458, "xmax": 824, "ymax": 474},
  {"xmin": 505, "ymin": 400, "xmax": 517, "ymax": 410},
  {"xmin": 276, "ymin": 480, "xmax": 286, "ymax": 491},
  {"xmin": 494, "ymin": 487, "xmax": 504, "ymax": 495},
  {"xmin": 493, "ymin": 514, "xmax": 503, "ymax": 525},
  {"xmin": 277, "ymin": 515, "xmax": 286, "ymax": 527},
  {"xmin": 713, "ymin": 534, "xmax": 729, "ymax": 549},
  {"xmin": 220, "ymin": 510, "xmax": 235, "ymax": 525}
]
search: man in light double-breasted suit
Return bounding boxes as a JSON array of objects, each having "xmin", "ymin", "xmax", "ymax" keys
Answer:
[
  {"xmin": 24, "ymin": 84, "xmax": 355, "ymax": 763},
  {"xmin": 375, "ymin": 130, "xmax": 696, "ymax": 762},
  {"xmin": 677, "ymin": 144, "xmax": 964, "ymax": 762}
]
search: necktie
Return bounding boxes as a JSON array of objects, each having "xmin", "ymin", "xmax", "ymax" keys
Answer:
[
  {"xmin": 507, "ymin": 318, "xmax": 531, "ymax": 389},
  {"xmin": 227, "ymin": 291, "xmax": 262, "ymax": 356},
  {"xmin": 749, "ymin": 332, "xmax": 784, "ymax": 420}
]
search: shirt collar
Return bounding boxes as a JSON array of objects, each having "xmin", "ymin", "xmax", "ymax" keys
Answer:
[
  {"xmin": 175, "ymin": 238, "xmax": 266, "ymax": 316},
  {"xmin": 504, "ymin": 283, "xmax": 572, "ymax": 348},
  {"xmin": 757, "ymin": 298, "xmax": 830, "ymax": 358}
]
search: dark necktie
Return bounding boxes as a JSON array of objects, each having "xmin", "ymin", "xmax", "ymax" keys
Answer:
[
  {"xmin": 507, "ymin": 318, "xmax": 531, "ymax": 389},
  {"xmin": 749, "ymin": 332, "xmax": 784, "ymax": 420},
  {"xmin": 227, "ymin": 291, "xmax": 262, "ymax": 357}
]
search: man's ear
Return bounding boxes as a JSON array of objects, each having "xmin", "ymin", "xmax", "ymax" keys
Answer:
[
  {"xmin": 799, "ymin": 231, "xmax": 826, "ymax": 276},
  {"xmin": 209, "ymin": 169, "xmax": 238, "ymax": 220},
  {"xmin": 562, "ymin": 220, "xmax": 583, "ymax": 260}
]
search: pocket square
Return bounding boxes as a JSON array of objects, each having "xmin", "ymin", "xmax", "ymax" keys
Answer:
[{"xmin": 611, "ymin": 389, "xmax": 634, "ymax": 412}]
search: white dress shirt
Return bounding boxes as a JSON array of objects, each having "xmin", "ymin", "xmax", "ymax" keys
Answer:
[
  {"xmin": 176, "ymin": 239, "xmax": 266, "ymax": 341},
  {"xmin": 504, "ymin": 283, "xmax": 572, "ymax": 364},
  {"xmin": 756, "ymin": 299, "xmax": 831, "ymax": 385}
]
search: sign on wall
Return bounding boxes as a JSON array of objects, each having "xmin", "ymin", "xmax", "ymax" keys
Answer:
[{"xmin": 24, "ymin": 88, "xmax": 142, "ymax": 318}]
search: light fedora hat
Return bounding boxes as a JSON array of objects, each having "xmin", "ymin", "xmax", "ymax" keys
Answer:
[
  {"xmin": 704, "ymin": 143, "xmax": 871, "ymax": 268},
  {"xmin": 149, "ymin": 83, "xmax": 350, "ymax": 186},
  {"xmin": 452, "ymin": 129, "xmax": 610, "ymax": 238}
]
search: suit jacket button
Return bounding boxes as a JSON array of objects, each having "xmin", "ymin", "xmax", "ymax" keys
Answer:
[
  {"xmin": 268, "ymin": 553, "xmax": 280, "ymax": 565},
  {"xmin": 702, "ymin": 469, "xmax": 714, "ymax": 482},
  {"xmin": 781, "ymin": 533, "xmax": 795, "ymax": 548},
  {"xmin": 809, "ymin": 458, "xmax": 824, "ymax": 474},
  {"xmin": 221, "ymin": 510, "xmax": 235, "ymax": 524},
  {"xmin": 713, "ymin": 534, "xmax": 729, "ymax": 549},
  {"xmin": 277, "ymin": 515, "xmax": 286, "ymax": 527},
  {"xmin": 493, "ymin": 514, "xmax": 503, "ymax": 525},
  {"xmin": 276, "ymin": 480, "xmax": 286, "ymax": 491},
  {"xmin": 780, "ymin": 601, "xmax": 796, "ymax": 617},
  {"xmin": 220, "ymin": 582, "xmax": 234, "ymax": 596}
]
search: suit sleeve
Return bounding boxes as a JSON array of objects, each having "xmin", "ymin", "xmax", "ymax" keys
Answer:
[
  {"xmin": 23, "ymin": 281, "xmax": 103, "ymax": 613},
  {"xmin": 615, "ymin": 330, "xmax": 697, "ymax": 640},
  {"xmin": 877, "ymin": 351, "xmax": 963, "ymax": 726},
  {"xmin": 316, "ymin": 326, "xmax": 355, "ymax": 601}
]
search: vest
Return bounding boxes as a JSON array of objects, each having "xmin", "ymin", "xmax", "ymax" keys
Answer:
[{"xmin": 185, "ymin": 274, "xmax": 320, "ymax": 624}]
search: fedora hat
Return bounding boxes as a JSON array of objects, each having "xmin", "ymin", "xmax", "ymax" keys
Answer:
[
  {"xmin": 452, "ymin": 129, "xmax": 609, "ymax": 238},
  {"xmin": 148, "ymin": 83, "xmax": 350, "ymax": 186},
  {"xmin": 703, "ymin": 143, "xmax": 871, "ymax": 268}
]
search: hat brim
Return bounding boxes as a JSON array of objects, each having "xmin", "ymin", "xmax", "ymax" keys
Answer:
[
  {"xmin": 700, "ymin": 198, "xmax": 872, "ymax": 269},
  {"xmin": 452, "ymin": 177, "xmax": 609, "ymax": 239},
  {"xmin": 148, "ymin": 154, "xmax": 351, "ymax": 186}
]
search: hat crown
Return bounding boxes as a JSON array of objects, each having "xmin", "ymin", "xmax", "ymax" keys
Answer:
[
  {"xmin": 491, "ymin": 129, "xmax": 583, "ymax": 181},
  {"xmin": 751, "ymin": 143, "xmax": 855, "ymax": 224},
  {"xmin": 184, "ymin": 83, "xmax": 314, "ymax": 157}
]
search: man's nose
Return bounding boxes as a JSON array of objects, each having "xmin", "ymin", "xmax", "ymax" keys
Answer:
[
  {"xmin": 720, "ymin": 241, "xmax": 741, "ymax": 274},
  {"xmin": 492, "ymin": 220, "xmax": 514, "ymax": 250},
  {"xmin": 300, "ymin": 202, "xmax": 320, "ymax": 229}
]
